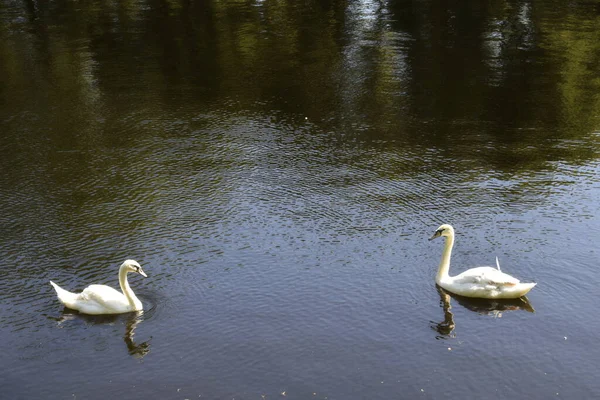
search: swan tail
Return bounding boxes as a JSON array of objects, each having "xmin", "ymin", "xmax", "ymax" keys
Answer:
[
  {"xmin": 494, "ymin": 282, "xmax": 536, "ymax": 299},
  {"xmin": 515, "ymin": 282, "xmax": 536, "ymax": 297},
  {"xmin": 495, "ymin": 256, "xmax": 501, "ymax": 272},
  {"xmin": 521, "ymin": 282, "xmax": 536, "ymax": 291},
  {"xmin": 50, "ymin": 281, "xmax": 79, "ymax": 309}
]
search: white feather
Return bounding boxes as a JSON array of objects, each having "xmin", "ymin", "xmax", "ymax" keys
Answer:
[
  {"xmin": 50, "ymin": 260, "xmax": 147, "ymax": 315},
  {"xmin": 431, "ymin": 225, "xmax": 536, "ymax": 299}
]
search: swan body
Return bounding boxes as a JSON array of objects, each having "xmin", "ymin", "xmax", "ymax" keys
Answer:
[
  {"xmin": 430, "ymin": 224, "xmax": 535, "ymax": 299},
  {"xmin": 50, "ymin": 260, "xmax": 147, "ymax": 315}
]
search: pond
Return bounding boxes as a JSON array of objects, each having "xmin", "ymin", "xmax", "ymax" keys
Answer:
[{"xmin": 1, "ymin": 0, "xmax": 600, "ymax": 399}]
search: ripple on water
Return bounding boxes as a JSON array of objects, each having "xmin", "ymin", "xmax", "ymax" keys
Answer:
[{"xmin": 0, "ymin": 100, "xmax": 599, "ymax": 399}]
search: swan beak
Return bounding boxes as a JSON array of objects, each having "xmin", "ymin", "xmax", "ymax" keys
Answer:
[
  {"xmin": 429, "ymin": 230, "xmax": 442, "ymax": 241},
  {"xmin": 138, "ymin": 268, "xmax": 148, "ymax": 278}
]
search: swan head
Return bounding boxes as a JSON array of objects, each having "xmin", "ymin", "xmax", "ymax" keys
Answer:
[
  {"xmin": 429, "ymin": 224, "xmax": 454, "ymax": 241},
  {"xmin": 122, "ymin": 259, "xmax": 148, "ymax": 278}
]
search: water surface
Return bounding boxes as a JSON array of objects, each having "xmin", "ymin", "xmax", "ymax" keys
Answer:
[{"xmin": 1, "ymin": 0, "xmax": 600, "ymax": 399}]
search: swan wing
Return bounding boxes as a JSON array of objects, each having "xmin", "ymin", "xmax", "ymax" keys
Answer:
[
  {"xmin": 453, "ymin": 267, "xmax": 520, "ymax": 287},
  {"xmin": 76, "ymin": 285, "xmax": 131, "ymax": 314},
  {"xmin": 82, "ymin": 284, "xmax": 124, "ymax": 300}
]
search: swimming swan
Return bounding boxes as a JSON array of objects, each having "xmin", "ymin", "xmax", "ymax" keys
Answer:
[
  {"xmin": 429, "ymin": 224, "xmax": 535, "ymax": 299},
  {"xmin": 50, "ymin": 260, "xmax": 147, "ymax": 315}
]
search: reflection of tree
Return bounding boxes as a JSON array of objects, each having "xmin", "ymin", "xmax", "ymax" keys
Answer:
[
  {"xmin": 1, "ymin": 0, "xmax": 599, "ymax": 227},
  {"xmin": 2, "ymin": 0, "xmax": 599, "ymax": 166},
  {"xmin": 431, "ymin": 285, "xmax": 534, "ymax": 339}
]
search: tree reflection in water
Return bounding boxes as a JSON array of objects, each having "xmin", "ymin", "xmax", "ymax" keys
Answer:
[{"xmin": 432, "ymin": 285, "xmax": 534, "ymax": 339}]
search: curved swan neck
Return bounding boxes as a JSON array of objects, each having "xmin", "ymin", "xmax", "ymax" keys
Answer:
[
  {"xmin": 119, "ymin": 265, "xmax": 140, "ymax": 309},
  {"xmin": 437, "ymin": 232, "xmax": 454, "ymax": 283}
]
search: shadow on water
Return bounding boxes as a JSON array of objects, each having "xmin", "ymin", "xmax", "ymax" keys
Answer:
[
  {"xmin": 49, "ymin": 309, "xmax": 151, "ymax": 359},
  {"xmin": 432, "ymin": 285, "xmax": 534, "ymax": 339}
]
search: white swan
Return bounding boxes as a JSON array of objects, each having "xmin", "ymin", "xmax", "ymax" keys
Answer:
[
  {"xmin": 50, "ymin": 260, "xmax": 147, "ymax": 315},
  {"xmin": 429, "ymin": 224, "xmax": 536, "ymax": 299}
]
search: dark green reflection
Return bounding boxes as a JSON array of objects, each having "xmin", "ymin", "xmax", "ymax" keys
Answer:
[{"xmin": 1, "ymin": 0, "xmax": 599, "ymax": 174}]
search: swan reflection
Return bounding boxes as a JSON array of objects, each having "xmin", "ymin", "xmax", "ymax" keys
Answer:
[
  {"xmin": 432, "ymin": 285, "xmax": 534, "ymax": 338},
  {"xmin": 123, "ymin": 312, "xmax": 151, "ymax": 358},
  {"xmin": 53, "ymin": 310, "xmax": 151, "ymax": 358}
]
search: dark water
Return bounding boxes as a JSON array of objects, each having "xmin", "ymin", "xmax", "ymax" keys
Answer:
[{"xmin": 1, "ymin": 0, "xmax": 600, "ymax": 398}]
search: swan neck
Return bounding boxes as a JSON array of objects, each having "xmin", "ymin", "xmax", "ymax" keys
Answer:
[
  {"xmin": 437, "ymin": 234, "xmax": 454, "ymax": 283},
  {"xmin": 119, "ymin": 266, "xmax": 140, "ymax": 309}
]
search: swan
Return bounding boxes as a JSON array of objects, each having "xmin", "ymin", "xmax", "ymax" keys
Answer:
[
  {"xmin": 50, "ymin": 260, "xmax": 148, "ymax": 315},
  {"xmin": 429, "ymin": 224, "xmax": 536, "ymax": 299}
]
